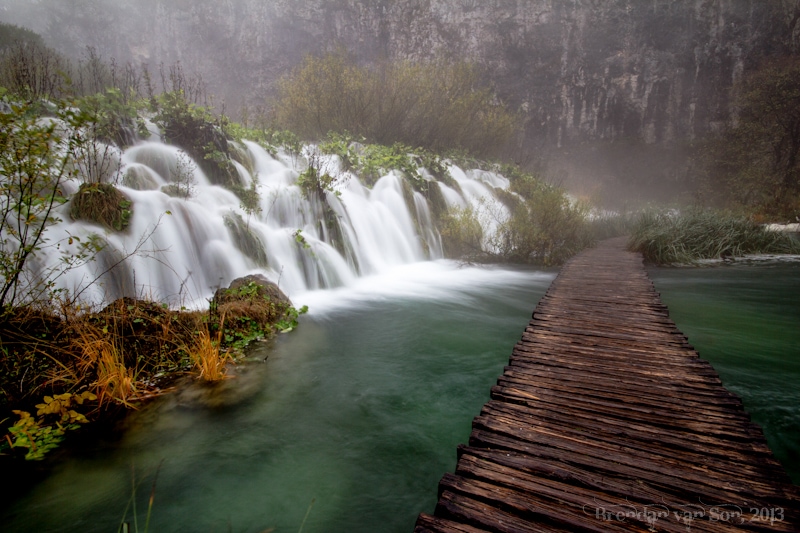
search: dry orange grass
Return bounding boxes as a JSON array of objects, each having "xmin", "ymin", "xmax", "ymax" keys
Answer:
[
  {"xmin": 191, "ymin": 316, "xmax": 231, "ymax": 382},
  {"xmin": 73, "ymin": 323, "xmax": 139, "ymax": 407}
]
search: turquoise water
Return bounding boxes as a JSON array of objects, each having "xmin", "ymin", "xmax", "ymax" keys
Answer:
[
  {"xmin": 649, "ymin": 261, "xmax": 800, "ymax": 484},
  {"xmin": 1, "ymin": 263, "xmax": 555, "ymax": 533},
  {"xmin": 3, "ymin": 260, "xmax": 797, "ymax": 533}
]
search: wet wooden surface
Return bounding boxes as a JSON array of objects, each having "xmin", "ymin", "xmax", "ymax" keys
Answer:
[{"xmin": 415, "ymin": 237, "xmax": 800, "ymax": 532}]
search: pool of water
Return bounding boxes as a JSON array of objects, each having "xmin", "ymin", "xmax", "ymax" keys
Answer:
[
  {"xmin": 649, "ymin": 261, "xmax": 800, "ymax": 484},
  {"xmin": 1, "ymin": 262, "xmax": 555, "ymax": 533}
]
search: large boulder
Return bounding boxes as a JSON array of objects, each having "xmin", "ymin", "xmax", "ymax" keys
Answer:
[{"xmin": 212, "ymin": 274, "xmax": 292, "ymax": 327}]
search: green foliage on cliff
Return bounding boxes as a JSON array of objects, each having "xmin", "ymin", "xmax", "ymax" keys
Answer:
[
  {"xmin": 0, "ymin": 36, "xmax": 69, "ymax": 102},
  {"xmin": 696, "ymin": 57, "xmax": 800, "ymax": 219},
  {"xmin": 0, "ymin": 23, "xmax": 44, "ymax": 50},
  {"xmin": 319, "ymin": 132, "xmax": 446, "ymax": 189},
  {"xmin": 273, "ymin": 51, "xmax": 520, "ymax": 160}
]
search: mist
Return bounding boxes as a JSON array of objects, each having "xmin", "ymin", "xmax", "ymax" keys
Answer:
[{"xmin": 0, "ymin": 0, "xmax": 796, "ymax": 206}]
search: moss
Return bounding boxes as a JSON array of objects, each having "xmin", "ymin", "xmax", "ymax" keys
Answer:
[
  {"xmin": 210, "ymin": 274, "xmax": 296, "ymax": 346},
  {"xmin": 228, "ymin": 141, "xmax": 255, "ymax": 176},
  {"xmin": 439, "ymin": 206, "xmax": 485, "ymax": 260},
  {"xmin": 494, "ymin": 188, "xmax": 522, "ymax": 211},
  {"xmin": 223, "ymin": 212, "xmax": 268, "ymax": 266},
  {"xmin": 122, "ymin": 166, "xmax": 158, "ymax": 190},
  {"xmin": 437, "ymin": 168, "xmax": 462, "ymax": 194},
  {"xmin": 69, "ymin": 183, "xmax": 132, "ymax": 231},
  {"xmin": 322, "ymin": 205, "xmax": 347, "ymax": 257},
  {"xmin": 423, "ymin": 177, "xmax": 448, "ymax": 223},
  {"xmin": 160, "ymin": 184, "xmax": 187, "ymax": 198},
  {"xmin": 400, "ymin": 177, "xmax": 419, "ymax": 225}
]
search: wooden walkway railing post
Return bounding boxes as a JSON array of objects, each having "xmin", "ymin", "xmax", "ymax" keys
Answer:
[{"xmin": 415, "ymin": 237, "xmax": 799, "ymax": 533}]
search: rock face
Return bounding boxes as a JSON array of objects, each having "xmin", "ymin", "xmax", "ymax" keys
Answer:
[{"xmin": 3, "ymin": 0, "xmax": 796, "ymax": 196}]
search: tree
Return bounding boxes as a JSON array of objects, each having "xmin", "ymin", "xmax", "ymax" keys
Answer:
[
  {"xmin": 700, "ymin": 57, "xmax": 800, "ymax": 216},
  {"xmin": 272, "ymin": 52, "xmax": 520, "ymax": 159},
  {"xmin": 0, "ymin": 39, "xmax": 69, "ymax": 102},
  {"xmin": 0, "ymin": 101, "xmax": 87, "ymax": 309},
  {"xmin": 0, "ymin": 22, "xmax": 45, "ymax": 51}
]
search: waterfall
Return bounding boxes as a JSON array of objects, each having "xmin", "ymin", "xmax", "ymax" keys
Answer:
[{"xmin": 23, "ymin": 131, "xmax": 513, "ymax": 308}]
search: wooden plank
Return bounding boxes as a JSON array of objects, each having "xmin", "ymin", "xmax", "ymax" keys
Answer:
[
  {"xmin": 509, "ymin": 348, "xmax": 723, "ymax": 385},
  {"xmin": 415, "ymin": 513, "xmax": 494, "ymax": 533},
  {"xmin": 459, "ymin": 445, "xmax": 791, "ymax": 530},
  {"xmin": 450, "ymin": 456, "xmax": 728, "ymax": 533},
  {"xmin": 478, "ymin": 401, "xmax": 788, "ymax": 479},
  {"xmin": 416, "ymin": 238, "xmax": 800, "ymax": 532},
  {"xmin": 489, "ymin": 385, "xmax": 770, "ymax": 444},
  {"xmin": 498, "ymin": 367, "xmax": 743, "ymax": 407},
  {"xmin": 469, "ymin": 414, "xmax": 792, "ymax": 502},
  {"xmin": 434, "ymin": 490, "xmax": 564, "ymax": 533},
  {"xmin": 492, "ymin": 376, "xmax": 750, "ymax": 422},
  {"xmin": 504, "ymin": 360, "xmax": 738, "ymax": 400}
]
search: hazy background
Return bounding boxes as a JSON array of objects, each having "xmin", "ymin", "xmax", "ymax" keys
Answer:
[{"xmin": 2, "ymin": 0, "xmax": 798, "ymax": 206}]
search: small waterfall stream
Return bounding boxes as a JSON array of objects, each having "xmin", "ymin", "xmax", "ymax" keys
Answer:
[{"xmin": 35, "ymin": 130, "xmax": 513, "ymax": 308}]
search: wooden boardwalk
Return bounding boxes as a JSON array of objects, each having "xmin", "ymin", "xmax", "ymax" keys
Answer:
[{"xmin": 415, "ymin": 237, "xmax": 800, "ymax": 532}]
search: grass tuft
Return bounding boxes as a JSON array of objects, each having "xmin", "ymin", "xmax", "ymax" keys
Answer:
[
  {"xmin": 627, "ymin": 208, "xmax": 800, "ymax": 264},
  {"xmin": 191, "ymin": 317, "xmax": 232, "ymax": 382},
  {"xmin": 69, "ymin": 182, "xmax": 132, "ymax": 231},
  {"xmin": 73, "ymin": 323, "xmax": 138, "ymax": 407}
]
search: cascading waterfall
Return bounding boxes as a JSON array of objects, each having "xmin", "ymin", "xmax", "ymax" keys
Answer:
[{"xmin": 28, "ymin": 129, "xmax": 514, "ymax": 307}]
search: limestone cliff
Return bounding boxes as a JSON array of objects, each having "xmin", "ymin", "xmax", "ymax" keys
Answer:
[{"xmin": 2, "ymin": 0, "xmax": 797, "ymax": 198}]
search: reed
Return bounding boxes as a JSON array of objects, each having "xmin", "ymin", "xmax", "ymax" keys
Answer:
[
  {"xmin": 627, "ymin": 208, "xmax": 800, "ymax": 264},
  {"xmin": 73, "ymin": 323, "xmax": 139, "ymax": 407},
  {"xmin": 191, "ymin": 316, "xmax": 231, "ymax": 382}
]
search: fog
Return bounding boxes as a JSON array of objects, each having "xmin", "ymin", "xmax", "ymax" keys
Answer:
[{"xmin": 1, "ymin": 0, "xmax": 795, "ymax": 207}]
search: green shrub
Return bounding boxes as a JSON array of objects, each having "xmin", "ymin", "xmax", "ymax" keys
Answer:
[
  {"xmin": 438, "ymin": 171, "xmax": 592, "ymax": 266},
  {"xmin": 318, "ymin": 133, "xmax": 450, "ymax": 193},
  {"xmin": 439, "ymin": 206, "xmax": 485, "ymax": 260},
  {"xmin": 0, "ymin": 101, "xmax": 88, "ymax": 308},
  {"xmin": 74, "ymin": 88, "xmax": 141, "ymax": 148},
  {"xmin": 497, "ymin": 175, "xmax": 593, "ymax": 265}
]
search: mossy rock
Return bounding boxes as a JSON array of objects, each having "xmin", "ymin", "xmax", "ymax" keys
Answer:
[
  {"xmin": 214, "ymin": 275, "xmax": 290, "ymax": 309},
  {"xmin": 152, "ymin": 91, "xmax": 238, "ymax": 188},
  {"xmin": 212, "ymin": 274, "xmax": 292, "ymax": 333},
  {"xmin": 228, "ymin": 141, "xmax": 255, "ymax": 176},
  {"xmin": 69, "ymin": 183, "xmax": 133, "ymax": 231},
  {"xmin": 90, "ymin": 297, "xmax": 203, "ymax": 369},
  {"xmin": 223, "ymin": 212, "xmax": 268, "ymax": 266},
  {"xmin": 161, "ymin": 183, "xmax": 192, "ymax": 199},
  {"xmin": 122, "ymin": 166, "xmax": 159, "ymax": 191}
]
